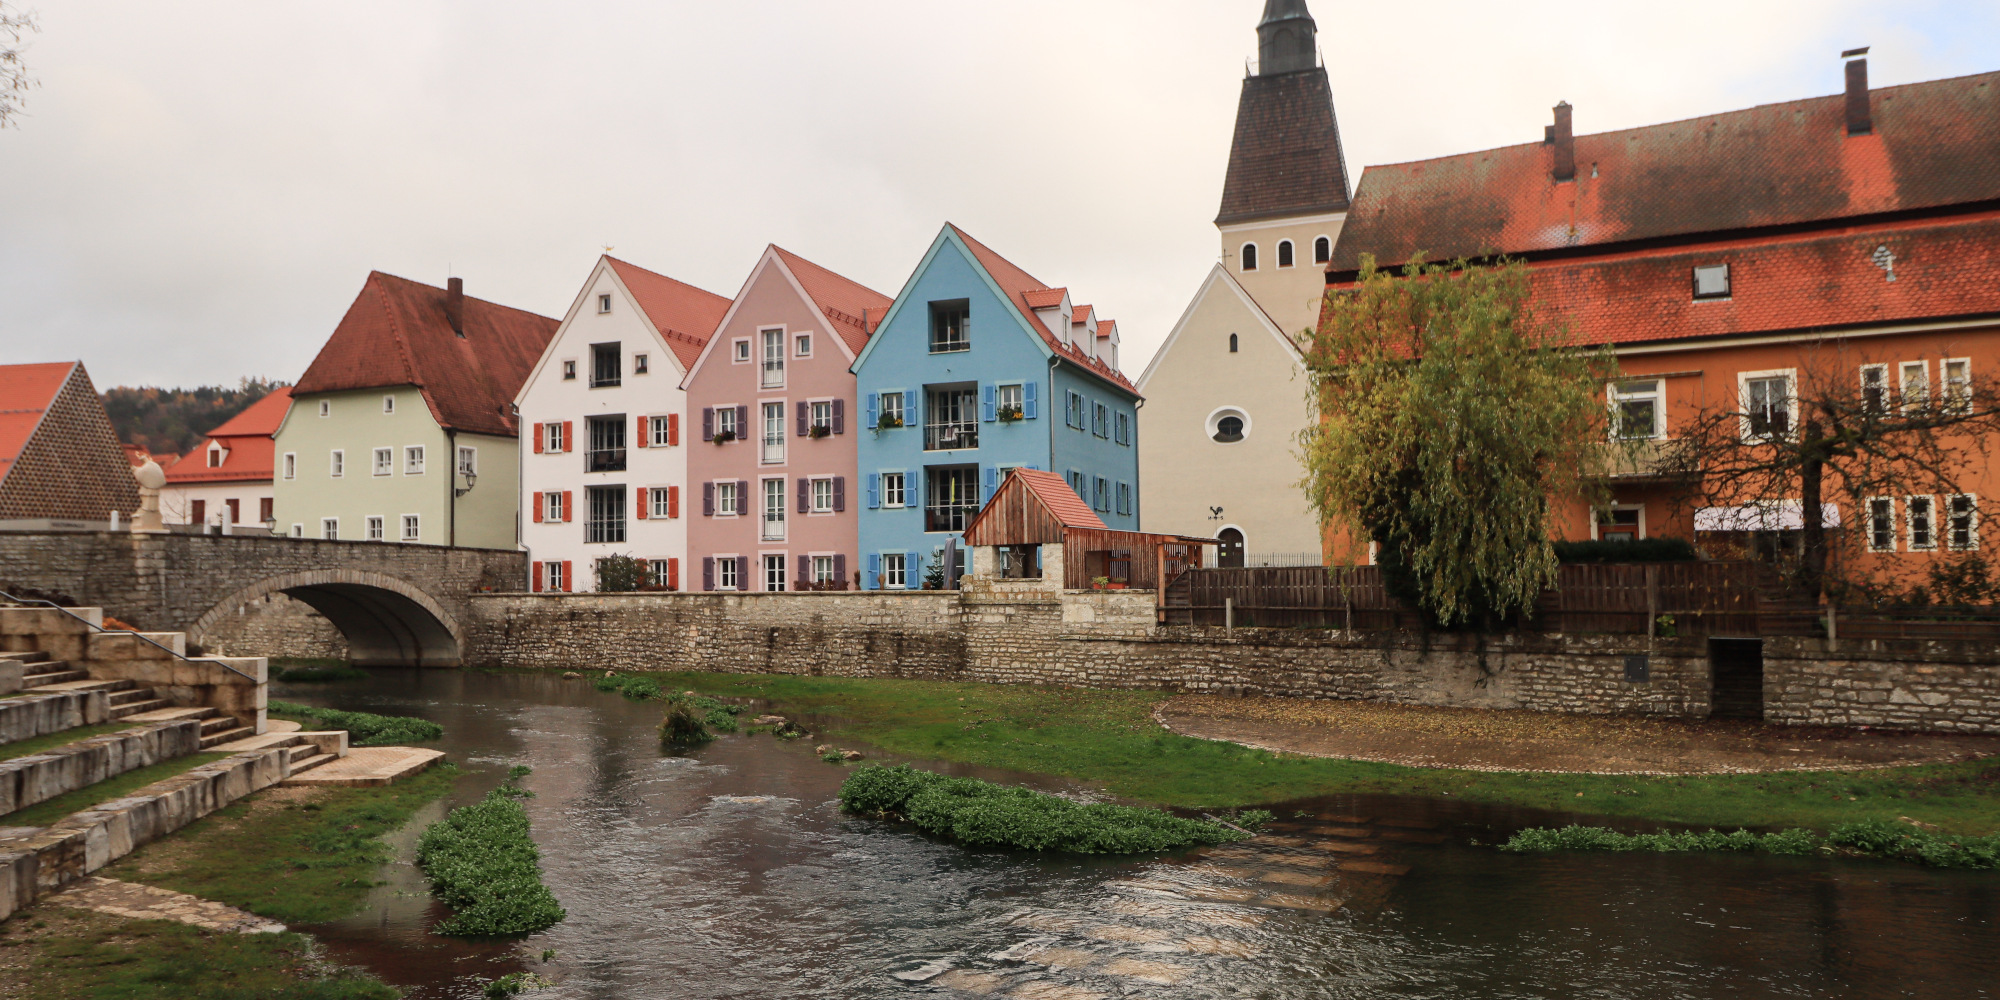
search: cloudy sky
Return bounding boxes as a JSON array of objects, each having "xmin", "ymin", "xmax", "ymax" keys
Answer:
[{"xmin": 2, "ymin": 1, "xmax": 1996, "ymax": 390}]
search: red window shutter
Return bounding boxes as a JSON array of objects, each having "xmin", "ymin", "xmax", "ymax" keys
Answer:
[
  {"xmin": 635, "ymin": 558, "xmax": 648, "ymax": 583},
  {"xmin": 562, "ymin": 421, "xmax": 573, "ymax": 452},
  {"xmin": 667, "ymin": 413, "xmax": 680, "ymax": 446},
  {"xmin": 636, "ymin": 415, "xmax": 649, "ymax": 448},
  {"xmin": 667, "ymin": 485, "xmax": 680, "ymax": 519},
  {"xmin": 532, "ymin": 492, "xmax": 544, "ymax": 522},
  {"xmin": 531, "ymin": 561, "xmax": 543, "ymax": 592},
  {"xmin": 532, "ymin": 423, "xmax": 543, "ymax": 454},
  {"xmin": 561, "ymin": 560, "xmax": 573, "ymax": 592},
  {"xmin": 667, "ymin": 557, "xmax": 680, "ymax": 590},
  {"xmin": 562, "ymin": 490, "xmax": 573, "ymax": 522},
  {"xmin": 636, "ymin": 486, "xmax": 649, "ymax": 519}
]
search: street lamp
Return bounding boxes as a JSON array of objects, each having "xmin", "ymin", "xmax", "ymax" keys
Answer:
[{"xmin": 455, "ymin": 468, "xmax": 477, "ymax": 499}]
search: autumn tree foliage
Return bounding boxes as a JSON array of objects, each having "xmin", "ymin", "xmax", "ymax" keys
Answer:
[
  {"xmin": 1303, "ymin": 255, "xmax": 1612, "ymax": 628},
  {"xmin": 103, "ymin": 378, "xmax": 288, "ymax": 457}
]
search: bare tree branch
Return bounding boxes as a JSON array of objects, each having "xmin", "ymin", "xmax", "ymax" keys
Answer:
[{"xmin": 0, "ymin": 2, "xmax": 39, "ymax": 130}]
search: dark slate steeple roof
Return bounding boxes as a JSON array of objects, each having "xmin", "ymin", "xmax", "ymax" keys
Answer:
[{"xmin": 1216, "ymin": 0, "xmax": 1352, "ymax": 226}]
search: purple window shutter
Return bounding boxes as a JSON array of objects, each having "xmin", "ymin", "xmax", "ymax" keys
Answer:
[
  {"xmin": 797, "ymin": 477, "xmax": 809, "ymax": 513},
  {"xmin": 797, "ymin": 401, "xmax": 809, "ymax": 436},
  {"xmin": 737, "ymin": 405, "xmax": 749, "ymax": 435},
  {"xmin": 834, "ymin": 553, "xmax": 846, "ymax": 585},
  {"xmin": 702, "ymin": 557, "xmax": 714, "ymax": 591},
  {"xmin": 703, "ymin": 482, "xmax": 715, "ymax": 516},
  {"xmin": 702, "ymin": 407, "xmax": 714, "ymax": 441},
  {"xmin": 736, "ymin": 556, "xmax": 749, "ymax": 588},
  {"xmin": 832, "ymin": 476, "xmax": 846, "ymax": 512},
  {"xmin": 832, "ymin": 399, "xmax": 845, "ymax": 434},
  {"xmin": 737, "ymin": 481, "xmax": 749, "ymax": 511},
  {"xmin": 798, "ymin": 554, "xmax": 810, "ymax": 584}
]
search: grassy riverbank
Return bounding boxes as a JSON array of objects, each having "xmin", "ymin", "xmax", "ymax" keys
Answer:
[
  {"xmin": 617, "ymin": 671, "xmax": 2000, "ymax": 836},
  {"xmin": 5, "ymin": 754, "xmax": 227, "ymax": 828},
  {"xmin": 0, "ymin": 909, "xmax": 396, "ymax": 999}
]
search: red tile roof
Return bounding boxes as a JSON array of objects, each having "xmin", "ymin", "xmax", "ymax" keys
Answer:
[
  {"xmin": 946, "ymin": 225, "xmax": 1140, "ymax": 395},
  {"xmin": 294, "ymin": 272, "xmax": 558, "ymax": 436},
  {"xmin": 1023, "ymin": 287, "xmax": 1069, "ymax": 310},
  {"xmin": 605, "ymin": 257, "xmax": 732, "ymax": 371},
  {"xmin": 164, "ymin": 387, "xmax": 291, "ymax": 484},
  {"xmin": 1096, "ymin": 320, "xmax": 1116, "ymax": 339},
  {"xmin": 770, "ymin": 246, "xmax": 893, "ymax": 357},
  {"xmin": 1329, "ymin": 70, "xmax": 2000, "ymax": 273},
  {"xmin": 1014, "ymin": 468, "xmax": 1107, "ymax": 530},
  {"xmin": 0, "ymin": 362, "xmax": 77, "ymax": 484}
]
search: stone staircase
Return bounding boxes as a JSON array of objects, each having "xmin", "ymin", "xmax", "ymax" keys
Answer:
[{"xmin": 8, "ymin": 651, "xmax": 283, "ymax": 753}]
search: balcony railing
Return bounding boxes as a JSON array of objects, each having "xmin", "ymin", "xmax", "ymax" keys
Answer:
[
  {"xmin": 925, "ymin": 501, "xmax": 978, "ymax": 533},
  {"xmin": 586, "ymin": 448, "xmax": 627, "ymax": 473},
  {"xmin": 924, "ymin": 420, "xmax": 977, "ymax": 452},
  {"xmin": 585, "ymin": 518, "xmax": 626, "ymax": 544}
]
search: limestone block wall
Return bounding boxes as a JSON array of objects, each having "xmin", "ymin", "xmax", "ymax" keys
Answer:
[
  {"xmin": 0, "ymin": 720, "xmax": 202, "ymax": 814},
  {"xmin": 197, "ymin": 592, "xmax": 348, "ymax": 660},
  {"xmin": 0, "ymin": 690, "xmax": 110, "ymax": 744},
  {"xmin": 1764, "ymin": 637, "xmax": 2000, "ymax": 733}
]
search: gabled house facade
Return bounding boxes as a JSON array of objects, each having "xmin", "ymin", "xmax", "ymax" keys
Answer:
[
  {"xmin": 0, "ymin": 361, "xmax": 138, "ymax": 523},
  {"xmin": 681, "ymin": 246, "xmax": 890, "ymax": 592},
  {"xmin": 274, "ymin": 272, "xmax": 557, "ymax": 550},
  {"xmin": 851, "ymin": 224, "xmax": 1141, "ymax": 589},
  {"xmin": 162, "ymin": 386, "xmax": 292, "ymax": 532},
  {"xmin": 516, "ymin": 256, "xmax": 730, "ymax": 593}
]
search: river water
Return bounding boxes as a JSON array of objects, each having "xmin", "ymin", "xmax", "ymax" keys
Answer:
[{"xmin": 276, "ymin": 670, "xmax": 1998, "ymax": 1000}]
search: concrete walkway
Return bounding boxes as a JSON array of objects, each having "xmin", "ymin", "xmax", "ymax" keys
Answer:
[
  {"xmin": 48, "ymin": 876, "xmax": 284, "ymax": 934},
  {"xmin": 280, "ymin": 746, "xmax": 444, "ymax": 786}
]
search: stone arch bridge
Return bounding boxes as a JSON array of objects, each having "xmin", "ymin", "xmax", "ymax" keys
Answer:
[{"xmin": 0, "ymin": 529, "xmax": 523, "ymax": 666}]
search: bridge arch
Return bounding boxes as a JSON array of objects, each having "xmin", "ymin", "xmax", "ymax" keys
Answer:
[{"xmin": 191, "ymin": 569, "xmax": 464, "ymax": 667}]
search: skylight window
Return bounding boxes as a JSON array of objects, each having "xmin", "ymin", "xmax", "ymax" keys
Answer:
[{"xmin": 1692, "ymin": 264, "xmax": 1731, "ymax": 300}]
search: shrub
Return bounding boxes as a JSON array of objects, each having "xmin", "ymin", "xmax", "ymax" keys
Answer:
[
  {"xmin": 658, "ymin": 695, "xmax": 713, "ymax": 746},
  {"xmin": 594, "ymin": 555, "xmax": 645, "ymax": 593},
  {"xmin": 416, "ymin": 768, "xmax": 566, "ymax": 936},
  {"xmin": 597, "ymin": 675, "xmax": 742, "ymax": 736},
  {"xmin": 839, "ymin": 764, "xmax": 1248, "ymax": 854},
  {"xmin": 269, "ymin": 700, "xmax": 443, "ymax": 746}
]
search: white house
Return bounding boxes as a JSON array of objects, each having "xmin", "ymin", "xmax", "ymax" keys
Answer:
[
  {"xmin": 515, "ymin": 256, "xmax": 731, "ymax": 592},
  {"xmin": 162, "ymin": 387, "xmax": 292, "ymax": 533}
]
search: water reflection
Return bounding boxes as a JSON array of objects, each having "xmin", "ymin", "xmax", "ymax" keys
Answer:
[{"xmin": 276, "ymin": 670, "xmax": 1999, "ymax": 1000}]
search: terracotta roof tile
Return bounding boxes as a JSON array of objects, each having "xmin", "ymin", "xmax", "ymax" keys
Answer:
[
  {"xmin": 945, "ymin": 226, "xmax": 1140, "ymax": 395},
  {"xmin": 164, "ymin": 387, "xmax": 291, "ymax": 484},
  {"xmin": 293, "ymin": 273, "xmax": 558, "ymax": 436},
  {"xmin": 1014, "ymin": 467, "xmax": 1107, "ymax": 529},
  {"xmin": 770, "ymin": 246, "xmax": 893, "ymax": 356},
  {"xmin": 1023, "ymin": 287, "xmax": 1069, "ymax": 310},
  {"xmin": 1217, "ymin": 67, "xmax": 1352, "ymax": 225},
  {"xmin": 605, "ymin": 257, "xmax": 731, "ymax": 371},
  {"xmin": 0, "ymin": 362, "xmax": 77, "ymax": 481}
]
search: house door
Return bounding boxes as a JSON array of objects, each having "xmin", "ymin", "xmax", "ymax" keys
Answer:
[
  {"xmin": 1217, "ymin": 528, "xmax": 1245, "ymax": 568},
  {"xmin": 1708, "ymin": 638, "xmax": 1765, "ymax": 720}
]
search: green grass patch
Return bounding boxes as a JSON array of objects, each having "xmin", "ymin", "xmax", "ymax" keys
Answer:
[
  {"xmin": 416, "ymin": 766, "xmax": 566, "ymax": 936},
  {"xmin": 596, "ymin": 673, "xmax": 741, "ymax": 734},
  {"xmin": 600, "ymin": 671, "xmax": 2000, "ymax": 837},
  {"xmin": 104, "ymin": 763, "xmax": 462, "ymax": 925},
  {"xmin": 1504, "ymin": 819, "xmax": 2000, "ymax": 869},
  {"xmin": 270, "ymin": 699, "xmax": 443, "ymax": 746},
  {"xmin": 0, "ymin": 721, "xmax": 134, "ymax": 762},
  {"xmin": 3, "ymin": 753, "xmax": 227, "ymax": 827},
  {"xmin": 2, "ymin": 910, "xmax": 397, "ymax": 1000},
  {"xmin": 839, "ymin": 764, "xmax": 1248, "ymax": 853},
  {"xmin": 272, "ymin": 661, "xmax": 371, "ymax": 683}
]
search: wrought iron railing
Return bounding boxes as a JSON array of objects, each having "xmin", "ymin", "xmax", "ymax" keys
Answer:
[{"xmin": 0, "ymin": 589, "xmax": 259, "ymax": 682}]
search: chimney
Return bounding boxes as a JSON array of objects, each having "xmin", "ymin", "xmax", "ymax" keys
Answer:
[
  {"xmin": 446, "ymin": 276, "xmax": 464, "ymax": 335},
  {"xmin": 1551, "ymin": 101, "xmax": 1575, "ymax": 182},
  {"xmin": 1844, "ymin": 47, "xmax": 1871, "ymax": 136}
]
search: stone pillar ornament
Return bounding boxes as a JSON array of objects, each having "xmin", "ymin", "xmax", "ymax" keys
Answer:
[{"xmin": 131, "ymin": 459, "xmax": 168, "ymax": 533}]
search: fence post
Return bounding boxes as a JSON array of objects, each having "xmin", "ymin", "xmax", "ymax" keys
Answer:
[
  {"xmin": 1646, "ymin": 564, "xmax": 1658, "ymax": 640},
  {"xmin": 1826, "ymin": 602, "xmax": 1838, "ymax": 652},
  {"xmin": 1225, "ymin": 597, "xmax": 1234, "ymax": 635}
]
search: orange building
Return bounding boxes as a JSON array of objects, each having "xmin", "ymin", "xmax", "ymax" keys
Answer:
[{"xmin": 1321, "ymin": 54, "xmax": 2000, "ymax": 591}]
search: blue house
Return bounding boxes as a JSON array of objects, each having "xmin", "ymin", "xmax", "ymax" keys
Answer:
[{"xmin": 851, "ymin": 224, "xmax": 1141, "ymax": 589}]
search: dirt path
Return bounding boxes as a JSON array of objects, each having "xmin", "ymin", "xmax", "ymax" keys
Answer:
[{"xmin": 1156, "ymin": 695, "xmax": 2000, "ymax": 775}]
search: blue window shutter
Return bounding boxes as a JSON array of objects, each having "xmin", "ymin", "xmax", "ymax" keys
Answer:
[
  {"xmin": 906, "ymin": 551, "xmax": 918, "ymax": 588},
  {"xmin": 981, "ymin": 383, "xmax": 996, "ymax": 422},
  {"xmin": 866, "ymin": 393, "xmax": 878, "ymax": 430},
  {"xmin": 1023, "ymin": 381, "xmax": 1038, "ymax": 420},
  {"xmin": 867, "ymin": 473, "xmax": 880, "ymax": 509},
  {"xmin": 982, "ymin": 465, "xmax": 996, "ymax": 502},
  {"xmin": 867, "ymin": 553, "xmax": 880, "ymax": 589}
]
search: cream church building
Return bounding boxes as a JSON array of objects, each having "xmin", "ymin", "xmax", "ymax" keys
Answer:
[{"xmin": 1136, "ymin": 0, "xmax": 1348, "ymax": 566}]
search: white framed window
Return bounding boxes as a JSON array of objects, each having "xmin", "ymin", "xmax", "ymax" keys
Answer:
[
  {"xmin": 329, "ymin": 450, "xmax": 344, "ymax": 477},
  {"xmin": 1594, "ymin": 505, "xmax": 1643, "ymax": 542},
  {"xmin": 882, "ymin": 552, "xmax": 907, "ymax": 589},
  {"xmin": 881, "ymin": 471, "xmax": 906, "ymax": 508},
  {"xmin": 1313, "ymin": 235, "xmax": 1332, "ymax": 264},
  {"xmin": 649, "ymin": 415, "xmax": 674, "ymax": 447},
  {"xmin": 1116, "ymin": 481, "xmax": 1131, "ymax": 516},
  {"xmin": 716, "ymin": 405, "xmax": 740, "ymax": 441},
  {"xmin": 373, "ymin": 447, "xmax": 393, "ymax": 476},
  {"xmin": 762, "ymin": 401, "xmax": 786, "ymax": 464},
  {"xmin": 1901, "ymin": 360, "xmax": 1930, "ymax": 412},
  {"xmin": 1276, "ymin": 239, "xmax": 1294, "ymax": 268},
  {"xmin": 649, "ymin": 487, "xmax": 675, "ymax": 519},
  {"xmin": 716, "ymin": 555, "xmax": 739, "ymax": 590},
  {"xmin": 1908, "ymin": 495, "xmax": 1938, "ymax": 551},
  {"xmin": 318, "ymin": 400, "xmax": 330, "ymax": 417},
  {"xmin": 544, "ymin": 422, "xmax": 567, "ymax": 453},
  {"xmin": 634, "ymin": 353, "xmax": 649, "ymax": 375},
  {"xmin": 763, "ymin": 553, "xmax": 788, "ymax": 592},
  {"xmin": 282, "ymin": 453, "xmax": 296, "ymax": 479},
  {"xmin": 1240, "ymin": 242, "xmax": 1258, "ymax": 272},
  {"xmin": 1867, "ymin": 497, "xmax": 1897, "ymax": 552},
  {"xmin": 795, "ymin": 332, "xmax": 812, "ymax": 357},
  {"xmin": 1207, "ymin": 406, "xmax": 1249, "ymax": 444},
  {"xmin": 290, "ymin": 523, "xmax": 304, "ymax": 538},
  {"xmin": 562, "ymin": 359, "xmax": 577, "ymax": 380},
  {"xmin": 366, "ymin": 516, "xmax": 384, "ymax": 541},
  {"xmin": 401, "ymin": 514, "xmax": 421, "ymax": 542},
  {"xmin": 1610, "ymin": 379, "xmax": 1662, "ymax": 440},
  {"xmin": 1739, "ymin": 369, "xmax": 1794, "ymax": 440},
  {"xmin": 1943, "ymin": 358, "xmax": 1973, "ymax": 415},
  {"xmin": 382, "ymin": 394, "xmax": 395, "ymax": 414},
  {"xmin": 1948, "ymin": 493, "xmax": 1979, "ymax": 551},
  {"xmin": 810, "ymin": 399, "xmax": 832, "ymax": 434},
  {"xmin": 597, "ymin": 293, "xmax": 612, "ymax": 314},
  {"xmin": 716, "ymin": 480, "xmax": 740, "ymax": 517},
  {"xmin": 457, "ymin": 446, "xmax": 477, "ymax": 477},
  {"xmin": 879, "ymin": 391, "xmax": 906, "ymax": 428},
  {"xmin": 761, "ymin": 327, "xmax": 786, "ymax": 388},
  {"xmin": 1860, "ymin": 364, "xmax": 1888, "ymax": 415},
  {"xmin": 733, "ymin": 338, "xmax": 751, "ymax": 363},
  {"xmin": 1692, "ymin": 263, "xmax": 1731, "ymax": 299},
  {"xmin": 545, "ymin": 560, "xmax": 567, "ymax": 592},
  {"xmin": 404, "ymin": 445, "xmax": 425, "ymax": 475},
  {"xmin": 812, "ymin": 554, "xmax": 836, "ymax": 584},
  {"xmin": 1066, "ymin": 390, "xmax": 1084, "ymax": 429},
  {"xmin": 811, "ymin": 477, "xmax": 833, "ymax": 513},
  {"xmin": 543, "ymin": 491, "xmax": 566, "ymax": 522},
  {"xmin": 321, "ymin": 517, "xmax": 339, "ymax": 540},
  {"xmin": 762, "ymin": 478, "xmax": 787, "ymax": 541},
  {"xmin": 997, "ymin": 383, "xmax": 1024, "ymax": 419}
]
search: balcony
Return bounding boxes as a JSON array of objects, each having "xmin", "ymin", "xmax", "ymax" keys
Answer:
[
  {"xmin": 586, "ymin": 448, "xmax": 627, "ymax": 473},
  {"xmin": 924, "ymin": 420, "xmax": 977, "ymax": 452}
]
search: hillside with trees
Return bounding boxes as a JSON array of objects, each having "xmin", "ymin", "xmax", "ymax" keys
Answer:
[{"xmin": 103, "ymin": 378, "xmax": 289, "ymax": 457}]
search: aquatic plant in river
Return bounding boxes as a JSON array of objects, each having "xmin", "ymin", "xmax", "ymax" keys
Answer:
[
  {"xmin": 1502, "ymin": 820, "xmax": 2000, "ymax": 869},
  {"xmin": 269, "ymin": 700, "xmax": 443, "ymax": 746},
  {"xmin": 838, "ymin": 764, "xmax": 1249, "ymax": 854},
  {"xmin": 658, "ymin": 694, "xmax": 715, "ymax": 746},
  {"xmin": 416, "ymin": 766, "xmax": 567, "ymax": 935}
]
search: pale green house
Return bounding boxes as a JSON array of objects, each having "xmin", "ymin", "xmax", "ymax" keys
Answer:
[{"xmin": 272, "ymin": 271, "xmax": 558, "ymax": 550}]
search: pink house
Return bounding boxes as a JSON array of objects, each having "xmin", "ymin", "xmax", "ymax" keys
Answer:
[{"xmin": 680, "ymin": 246, "xmax": 890, "ymax": 592}]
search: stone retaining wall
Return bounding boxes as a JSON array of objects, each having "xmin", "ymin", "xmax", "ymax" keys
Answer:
[
  {"xmin": 0, "ymin": 721, "xmax": 202, "ymax": 814},
  {"xmin": 0, "ymin": 690, "xmax": 110, "ymax": 745},
  {"xmin": 1765, "ymin": 637, "xmax": 2000, "ymax": 733},
  {"xmin": 197, "ymin": 592, "xmax": 349, "ymax": 661}
]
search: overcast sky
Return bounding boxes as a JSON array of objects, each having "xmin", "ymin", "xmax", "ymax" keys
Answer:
[{"xmin": 2, "ymin": 1, "xmax": 1996, "ymax": 390}]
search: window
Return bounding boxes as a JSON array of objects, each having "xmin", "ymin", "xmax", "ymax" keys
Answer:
[
  {"xmin": 1943, "ymin": 358, "xmax": 1973, "ymax": 415},
  {"xmin": 926, "ymin": 466, "xmax": 979, "ymax": 532},
  {"xmin": 925, "ymin": 385, "xmax": 979, "ymax": 451},
  {"xmin": 763, "ymin": 553, "xmax": 788, "ymax": 592},
  {"xmin": 716, "ymin": 480, "xmax": 740, "ymax": 517},
  {"xmin": 646, "ymin": 559, "xmax": 676, "ymax": 589},
  {"xmin": 544, "ymin": 490, "xmax": 567, "ymax": 522},
  {"xmin": 1092, "ymin": 402, "xmax": 1108, "ymax": 438},
  {"xmin": 930, "ymin": 300, "xmax": 971, "ymax": 353},
  {"xmin": 382, "ymin": 394, "xmax": 395, "ymax": 414},
  {"xmin": 291, "ymin": 523, "xmax": 304, "ymax": 538},
  {"xmin": 1116, "ymin": 481, "xmax": 1131, "ymax": 516},
  {"xmin": 401, "ymin": 514, "xmax": 420, "ymax": 542},
  {"xmin": 207, "ymin": 447, "xmax": 223, "ymax": 468},
  {"xmin": 1949, "ymin": 494, "xmax": 1979, "ymax": 551},
  {"xmin": 878, "ymin": 391, "xmax": 906, "ymax": 429},
  {"xmin": 648, "ymin": 415, "xmax": 675, "ymax": 447},
  {"xmin": 321, "ymin": 517, "xmax": 338, "ymax": 540},
  {"xmin": 882, "ymin": 552, "xmax": 907, "ymax": 589},
  {"xmin": 329, "ymin": 450, "xmax": 344, "ymax": 477},
  {"xmin": 457, "ymin": 446, "xmax": 477, "ymax": 477},
  {"xmin": 1868, "ymin": 498, "xmax": 1897, "ymax": 551},
  {"xmin": 562, "ymin": 359, "xmax": 577, "ymax": 380},
  {"xmin": 733, "ymin": 339, "xmax": 751, "ymax": 363},
  {"xmin": 372, "ymin": 448, "xmax": 392, "ymax": 476},
  {"xmin": 715, "ymin": 406, "xmax": 738, "ymax": 441},
  {"xmin": 591, "ymin": 343, "xmax": 621, "ymax": 388},
  {"xmin": 1314, "ymin": 235, "xmax": 1331, "ymax": 264},
  {"xmin": 763, "ymin": 478, "xmax": 787, "ymax": 541},
  {"xmin": 716, "ymin": 556, "xmax": 739, "ymax": 590},
  {"xmin": 1228, "ymin": 333, "xmax": 1238, "ymax": 353},
  {"xmin": 1094, "ymin": 476, "xmax": 1110, "ymax": 512},
  {"xmin": 996, "ymin": 383, "xmax": 1024, "ymax": 421},
  {"xmin": 1065, "ymin": 390, "xmax": 1084, "ymax": 430},
  {"xmin": 1861, "ymin": 364, "xmax": 1888, "ymax": 414},
  {"xmin": 597, "ymin": 293, "xmax": 612, "ymax": 313},
  {"xmin": 1069, "ymin": 471, "xmax": 1086, "ymax": 498},
  {"xmin": 1277, "ymin": 239, "xmax": 1294, "ymax": 268},
  {"xmin": 633, "ymin": 353, "xmax": 648, "ymax": 375},
  {"xmin": 587, "ymin": 415, "xmax": 627, "ymax": 472},
  {"xmin": 1598, "ymin": 507, "xmax": 1641, "ymax": 542},
  {"xmin": 1115, "ymin": 411, "xmax": 1130, "ymax": 446},
  {"xmin": 1901, "ymin": 361, "xmax": 1930, "ymax": 412},
  {"xmin": 810, "ymin": 400, "xmax": 833, "ymax": 435},
  {"xmin": 649, "ymin": 487, "xmax": 676, "ymax": 519},
  {"xmin": 812, "ymin": 477, "xmax": 834, "ymax": 513},
  {"xmin": 762, "ymin": 402, "xmax": 786, "ymax": 464},
  {"xmin": 404, "ymin": 445, "xmax": 425, "ymax": 475},
  {"xmin": 318, "ymin": 400, "xmax": 330, "ymax": 417},
  {"xmin": 544, "ymin": 421, "xmax": 567, "ymax": 453},
  {"xmin": 795, "ymin": 333, "xmax": 812, "ymax": 357},
  {"xmin": 366, "ymin": 516, "xmax": 384, "ymax": 541},
  {"xmin": 881, "ymin": 471, "xmax": 906, "ymax": 508},
  {"xmin": 1240, "ymin": 243, "xmax": 1258, "ymax": 272},
  {"xmin": 761, "ymin": 328, "xmax": 785, "ymax": 387},
  {"xmin": 283, "ymin": 453, "xmax": 296, "ymax": 479},
  {"xmin": 586, "ymin": 485, "xmax": 626, "ymax": 544},
  {"xmin": 545, "ymin": 561, "xmax": 568, "ymax": 592},
  {"xmin": 1209, "ymin": 407, "xmax": 1247, "ymax": 443},
  {"xmin": 812, "ymin": 555, "xmax": 836, "ymax": 585},
  {"xmin": 1743, "ymin": 372, "xmax": 1792, "ymax": 438},
  {"xmin": 1693, "ymin": 263, "xmax": 1731, "ymax": 299},
  {"xmin": 1610, "ymin": 380, "xmax": 1662, "ymax": 440},
  {"xmin": 258, "ymin": 497, "xmax": 273, "ymax": 523},
  {"xmin": 1909, "ymin": 495, "xmax": 1937, "ymax": 551}
]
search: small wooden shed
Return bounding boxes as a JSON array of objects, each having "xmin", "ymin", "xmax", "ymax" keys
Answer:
[{"xmin": 962, "ymin": 469, "xmax": 1209, "ymax": 591}]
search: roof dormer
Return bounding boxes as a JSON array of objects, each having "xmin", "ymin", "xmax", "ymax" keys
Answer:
[
  {"xmin": 205, "ymin": 441, "xmax": 229, "ymax": 468},
  {"xmin": 1096, "ymin": 320, "xmax": 1121, "ymax": 372},
  {"xmin": 1023, "ymin": 287, "xmax": 1072, "ymax": 348},
  {"xmin": 1070, "ymin": 304, "xmax": 1096, "ymax": 360}
]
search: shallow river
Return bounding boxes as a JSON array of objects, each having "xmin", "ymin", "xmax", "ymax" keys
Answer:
[{"xmin": 277, "ymin": 670, "xmax": 1998, "ymax": 1000}]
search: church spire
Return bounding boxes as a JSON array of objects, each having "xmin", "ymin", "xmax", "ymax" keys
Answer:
[{"xmin": 1257, "ymin": 0, "xmax": 1317, "ymax": 76}]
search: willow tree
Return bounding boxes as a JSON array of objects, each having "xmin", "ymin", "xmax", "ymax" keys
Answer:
[{"xmin": 1303, "ymin": 255, "xmax": 1612, "ymax": 628}]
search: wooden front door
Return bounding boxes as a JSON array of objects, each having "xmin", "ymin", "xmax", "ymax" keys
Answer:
[{"xmin": 1217, "ymin": 528, "xmax": 1245, "ymax": 568}]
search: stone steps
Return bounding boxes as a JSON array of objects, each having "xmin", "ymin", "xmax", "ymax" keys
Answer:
[
  {"xmin": 24, "ymin": 678, "xmax": 134, "ymax": 695},
  {"xmin": 0, "ymin": 650, "xmax": 52, "ymax": 665},
  {"xmin": 198, "ymin": 725, "xmax": 255, "ymax": 750},
  {"xmin": 107, "ymin": 698, "xmax": 171, "ymax": 719},
  {"xmin": 280, "ymin": 746, "xmax": 443, "ymax": 787},
  {"xmin": 21, "ymin": 664, "xmax": 85, "ymax": 689},
  {"xmin": 121, "ymin": 706, "xmax": 218, "ymax": 724}
]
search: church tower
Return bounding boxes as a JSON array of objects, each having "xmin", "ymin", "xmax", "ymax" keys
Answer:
[{"xmin": 1216, "ymin": 0, "xmax": 1351, "ymax": 339}]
